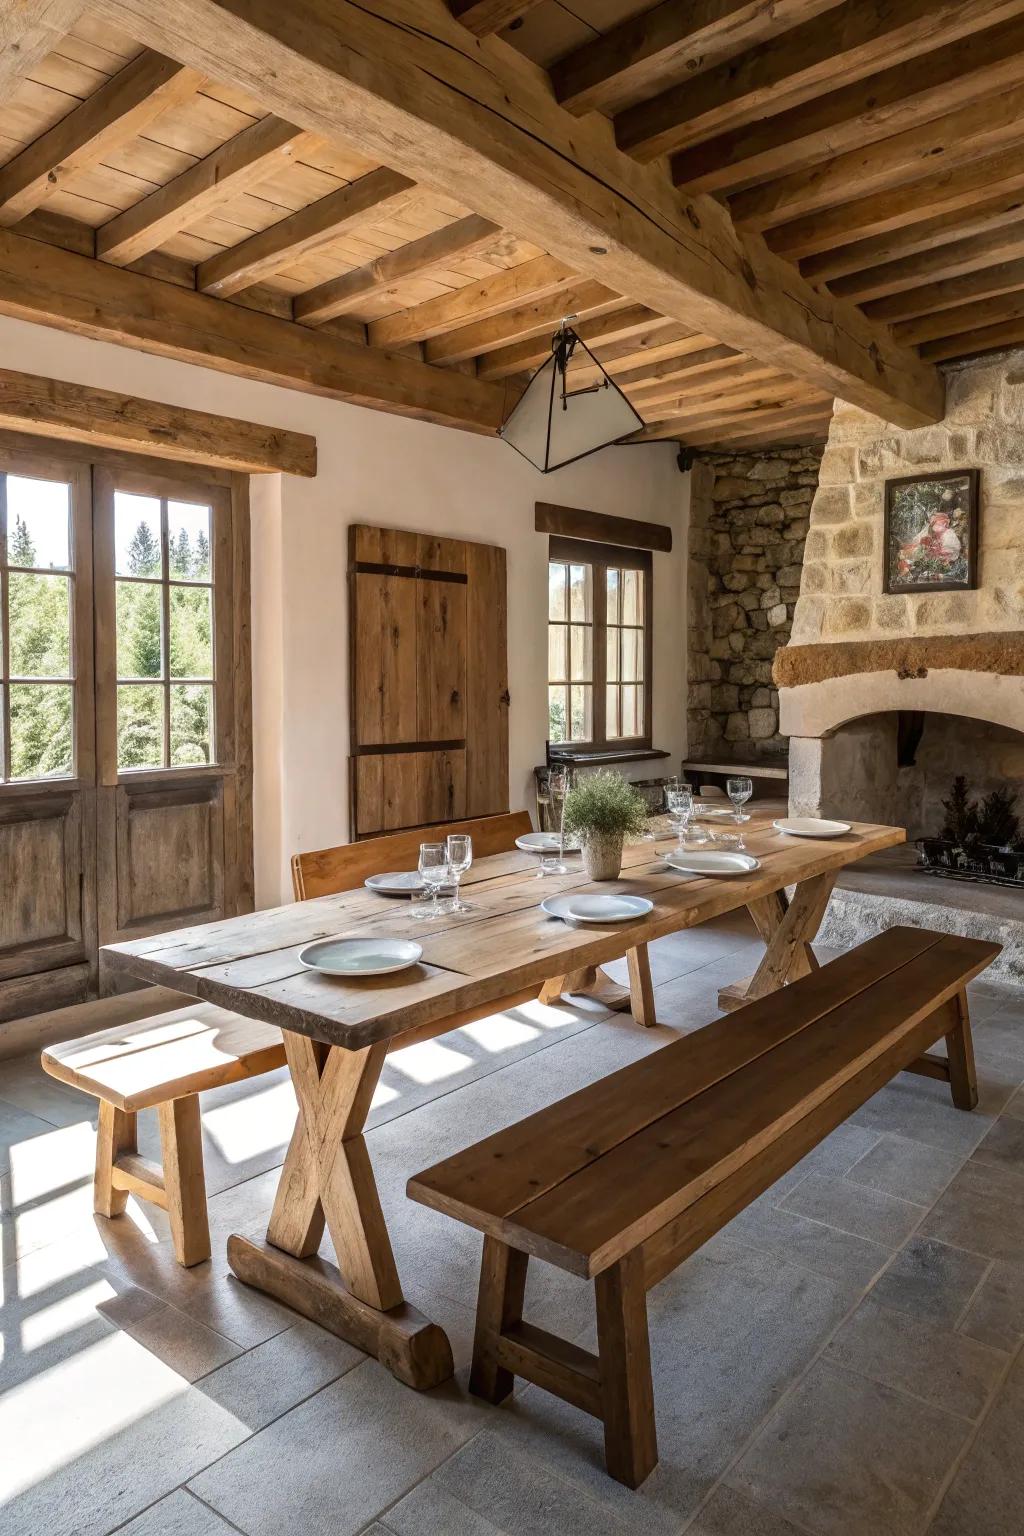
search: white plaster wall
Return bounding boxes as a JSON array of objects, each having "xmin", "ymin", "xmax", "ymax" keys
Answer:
[{"xmin": 0, "ymin": 315, "xmax": 689, "ymax": 905}]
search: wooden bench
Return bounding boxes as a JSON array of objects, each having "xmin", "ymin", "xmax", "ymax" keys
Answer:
[
  {"xmin": 42, "ymin": 1001, "xmax": 285, "ymax": 1266},
  {"xmin": 408, "ymin": 926, "xmax": 999, "ymax": 1487},
  {"xmin": 291, "ymin": 810, "xmax": 533, "ymax": 898}
]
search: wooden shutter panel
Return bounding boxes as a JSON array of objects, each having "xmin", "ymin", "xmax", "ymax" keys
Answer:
[{"xmin": 349, "ymin": 524, "xmax": 508, "ymax": 837}]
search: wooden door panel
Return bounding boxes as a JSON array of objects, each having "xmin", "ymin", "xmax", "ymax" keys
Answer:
[
  {"xmin": 352, "ymin": 570, "xmax": 418, "ymax": 747},
  {"xmin": 0, "ymin": 792, "xmax": 85, "ymax": 980},
  {"xmin": 353, "ymin": 749, "xmax": 467, "ymax": 835},
  {"xmin": 416, "ymin": 578, "xmax": 466, "ymax": 742},
  {"xmin": 99, "ymin": 777, "xmax": 226, "ymax": 941},
  {"xmin": 465, "ymin": 541, "xmax": 509, "ymax": 817}
]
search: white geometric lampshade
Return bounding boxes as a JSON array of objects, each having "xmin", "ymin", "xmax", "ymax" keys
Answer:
[{"xmin": 500, "ymin": 331, "xmax": 644, "ymax": 472}]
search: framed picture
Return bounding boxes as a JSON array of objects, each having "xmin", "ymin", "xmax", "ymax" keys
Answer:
[{"xmin": 883, "ymin": 468, "xmax": 979, "ymax": 595}]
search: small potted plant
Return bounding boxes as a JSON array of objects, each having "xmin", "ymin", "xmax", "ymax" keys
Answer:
[{"xmin": 562, "ymin": 770, "xmax": 648, "ymax": 881}]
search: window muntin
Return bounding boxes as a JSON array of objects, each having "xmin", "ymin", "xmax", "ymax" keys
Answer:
[
  {"xmin": 0, "ymin": 473, "xmax": 76, "ymax": 781},
  {"xmin": 547, "ymin": 536, "xmax": 652, "ymax": 753},
  {"xmin": 114, "ymin": 490, "xmax": 215, "ymax": 771}
]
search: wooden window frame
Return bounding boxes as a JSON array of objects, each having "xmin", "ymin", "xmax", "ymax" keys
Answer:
[{"xmin": 548, "ymin": 534, "xmax": 653, "ymax": 755}]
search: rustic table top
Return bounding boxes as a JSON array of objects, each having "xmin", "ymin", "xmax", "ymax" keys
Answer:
[{"xmin": 103, "ymin": 808, "xmax": 905, "ymax": 1050}]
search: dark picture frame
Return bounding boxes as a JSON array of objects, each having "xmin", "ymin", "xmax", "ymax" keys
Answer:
[{"xmin": 882, "ymin": 468, "xmax": 980, "ymax": 595}]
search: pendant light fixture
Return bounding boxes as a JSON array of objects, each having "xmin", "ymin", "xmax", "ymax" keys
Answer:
[{"xmin": 499, "ymin": 316, "xmax": 644, "ymax": 473}]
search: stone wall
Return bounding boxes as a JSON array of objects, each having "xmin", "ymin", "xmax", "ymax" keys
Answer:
[
  {"xmin": 792, "ymin": 351, "xmax": 1024, "ymax": 646},
  {"xmin": 688, "ymin": 444, "xmax": 824, "ymax": 755}
]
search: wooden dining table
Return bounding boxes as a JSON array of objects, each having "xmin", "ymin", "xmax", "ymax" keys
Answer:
[{"xmin": 102, "ymin": 804, "xmax": 904, "ymax": 1391}]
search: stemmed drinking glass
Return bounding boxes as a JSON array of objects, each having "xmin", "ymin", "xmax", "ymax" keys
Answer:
[
  {"xmin": 540, "ymin": 766, "xmax": 570, "ymax": 877},
  {"xmin": 666, "ymin": 784, "xmax": 694, "ymax": 849},
  {"xmin": 446, "ymin": 833, "xmax": 473, "ymax": 912},
  {"xmin": 416, "ymin": 842, "xmax": 450, "ymax": 919},
  {"xmin": 726, "ymin": 776, "xmax": 754, "ymax": 849}
]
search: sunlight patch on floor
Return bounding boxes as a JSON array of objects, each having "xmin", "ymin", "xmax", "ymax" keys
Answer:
[
  {"xmin": 201, "ymin": 1079, "xmax": 296, "ymax": 1163},
  {"xmin": 385, "ymin": 1039, "xmax": 475, "ymax": 1085}
]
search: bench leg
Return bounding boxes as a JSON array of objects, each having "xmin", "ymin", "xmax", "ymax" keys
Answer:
[
  {"xmin": 946, "ymin": 990, "xmax": 979, "ymax": 1111},
  {"xmin": 158, "ymin": 1096, "xmax": 211, "ymax": 1267},
  {"xmin": 94, "ymin": 1101, "xmax": 136, "ymax": 1218},
  {"xmin": 469, "ymin": 1235, "xmax": 529, "ymax": 1404},
  {"xmin": 595, "ymin": 1249, "xmax": 658, "ymax": 1488}
]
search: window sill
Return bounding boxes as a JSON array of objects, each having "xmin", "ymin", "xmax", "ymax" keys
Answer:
[{"xmin": 548, "ymin": 747, "xmax": 671, "ymax": 768}]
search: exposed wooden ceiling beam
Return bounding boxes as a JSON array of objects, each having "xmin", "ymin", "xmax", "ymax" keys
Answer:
[
  {"xmin": 449, "ymin": 0, "xmax": 541, "ymax": 36},
  {"xmin": 196, "ymin": 166, "xmax": 417, "ymax": 297},
  {"xmin": 633, "ymin": 399, "xmax": 830, "ymax": 442},
  {"xmin": 94, "ymin": 0, "xmax": 943, "ymax": 427},
  {"xmin": 627, "ymin": 359, "xmax": 781, "ymax": 408},
  {"xmin": 918, "ymin": 316, "xmax": 1024, "ymax": 362},
  {"xmin": 0, "ymin": 227, "xmax": 506, "ymax": 432},
  {"xmin": 476, "ymin": 306, "xmax": 674, "ymax": 381},
  {"xmin": 614, "ymin": 0, "xmax": 1024, "ymax": 163},
  {"xmin": 551, "ymin": 0, "xmax": 837, "ymax": 120},
  {"xmin": 367, "ymin": 254, "xmax": 576, "ymax": 350},
  {"xmin": 0, "ymin": 366, "xmax": 317, "ymax": 473},
  {"xmin": 425, "ymin": 281, "xmax": 618, "ymax": 365},
  {"xmin": 0, "ymin": 0, "xmax": 86, "ymax": 99},
  {"xmin": 770, "ymin": 144, "xmax": 1024, "ymax": 260},
  {"xmin": 670, "ymin": 16, "xmax": 1024, "ymax": 194},
  {"xmin": 732, "ymin": 84, "xmax": 1024, "ymax": 233},
  {"xmin": 801, "ymin": 192, "xmax": 1024, "ymax": 286},
  {"xmin": 863, "ymin": 257, "xmax": 1024, "ymax": 326},
  {"xmin": 638, "ymin": 385, "xmax": 826, "ymax": 429},
  {"xmin": 0, "ymin": 51, "xmax": 204, "ymax": 226},
  {"xmin": 295, "ymin": 214, "xmax": 505, "ymax": 326},
  {"xmin": 832, "ymin": 221, "xmax": 1024, "ymax": 304},
  {"xmin": 892, "ymin": 288, "xmax": 1024, "ymax": 349},
  {"xmin": 609, "ymin": 342, "xmax": 738, "ymax": 390},
  {"xmin": 98, "ymin": 115, "xmax": 311, "ymax": 266}
]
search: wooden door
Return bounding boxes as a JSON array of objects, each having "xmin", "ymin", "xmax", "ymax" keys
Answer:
[
  {"xmin": 93, "ymin": 464, "xmax": 251, "ymax": 992},
  {"xmin": 0, "ymin": 447, "xmax": 97, "ymax": 1020},
  {"xmin": 349, "ymin": 525, "xmax": 508, "ymax": 837}
]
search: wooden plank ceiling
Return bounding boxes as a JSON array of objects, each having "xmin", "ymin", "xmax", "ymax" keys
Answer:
[{"xmin": 0, "ymin": 0, "xmax": 1017, "ymax": 449}]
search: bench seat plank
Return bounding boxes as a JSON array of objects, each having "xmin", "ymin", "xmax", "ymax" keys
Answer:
[
  {"xmin": 409, "ymin": 927, "xmax": 943, "ymax": 1233},
  {"xmin": 42, "ymin": 1003, "xmax": 284, "ymax": 1112},
  {"xmin": 410, "ymin": 929, "xmax": 998, "ymax": 1278}
]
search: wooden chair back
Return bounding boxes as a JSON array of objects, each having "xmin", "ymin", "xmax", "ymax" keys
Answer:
[{"xmin": 291, "ymin": 810, "xmax": 533, "ymax": 900}]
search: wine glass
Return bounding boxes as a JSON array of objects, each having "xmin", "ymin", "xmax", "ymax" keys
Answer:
[
  {"xmin": 446, "ymin": 833, "xmax": 473, "ymax": 912},
  {"xmin": 726, "ymin": 776, "xmax": 754, "ymax": 849},
  {"xmin": 666, "ymin": 784, "xmax": 694, "ymax": 849},
  {"xmin": 540, "ymin": 766, "xmax": 570, "ymax": 877},
  {"xmin": 417, "ymin": 842, "xmax": 449, "ymax": 919}
]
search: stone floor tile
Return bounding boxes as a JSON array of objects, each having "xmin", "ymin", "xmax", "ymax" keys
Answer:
[
  {"xmin": 780, "ymin": 1172, "xmax": 925, "ymax": 1250},
  {"xmin": 792, "ymin": 1121, "xmax": 882, "ymax": 1181},
  {"xmin": 188, "ymin": 1359, "xmax": 486, "ymax": 1536},
  {"xmin": 198, "ymin": 1318, "xmax": 364, "ymax": 1431},
  {"xmin": 727, "ymin": 1363, "xmax": 969, "ymax": 1536},
  {"xmin": 111, "ymin": 1300, "xmax": 244, "ymax": 1383},
  {"xmin": 824, "ymin": 1295, "xmax": 1005, "ymax": 1420},
  {"xmin": 929, "ymin": 1349, "xmax": 1024, "ymax": 1535},
  {"xmin": 0, "ymin": 1058, "xmax": 95, "ymax": 1128},
  {"xmin": 850, "ymin": 1075, "xmax": 995, "ymax": 1159},
  {"xmin": 972, "ymin": 1012, "xmax": 1024, "ymax": 1066},
  {"xmin": 843, "ymin": 1134, "xmax": 964, "ymax": 1207},
  {"xmin": 435, "ymin": 1431, "xmax": 637, "ymax": 1536},
  {"xmin": 958, "ymin": 1260, "xmax": 1024, "ymax": 1352},
  {"xmin": 382, "ymin": 1477, "xmax": 505, "ymax": 1536},
  {"xmin": 114, "ymin": 1488, "xmax": 241, "ymax": 1535},
  {"xmin": 0, "ymin": 1095, "xmax": 62, "ymax": 1177},
  {"xmin": 0, "ymin": 1327, "xmax": 251, "ymax": 1536},
  {"xmin": 725, "ymin": 1202, "xmax": 890, "ymax": 1288},
  {"xmin": 970, "ymin": 1115, "xmax": 1024, "ymax": 1177},
  {"xmin": 687, "ymin": 1484, "xmax": 816, "ymax": 1536},
  {"xmin": 868, "ymin": 1237, "xmax": 990, "ymax": 1329},
  {"xmin": 920, "ymin": 1160, "xmax": 1024, "ymax": 1264}
]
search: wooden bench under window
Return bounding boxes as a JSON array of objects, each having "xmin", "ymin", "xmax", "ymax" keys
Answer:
[{"xmin": 408, "ymin": 926, "xmax": 998, "ymax": 1487}]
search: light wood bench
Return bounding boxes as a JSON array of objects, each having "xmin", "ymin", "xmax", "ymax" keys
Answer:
[
  {"xmin": 409, "ymin": 926, "xmax": 998, "ymax": 1487},
  {"xmin": 42, "ymin": 1001, "xmax": 285, "ymax": 1266},
  {"xmin": 291, "ymin": 810, "xmax": 533, "ymax": 898}
]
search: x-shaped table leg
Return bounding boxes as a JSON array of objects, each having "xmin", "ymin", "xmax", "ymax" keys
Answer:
[{"xmin": 718, "ymin": 871, "xmax": 837, "ymax": 1012}]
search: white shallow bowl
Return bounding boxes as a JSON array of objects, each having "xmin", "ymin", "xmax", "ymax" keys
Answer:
[
  {"xmin": 516, "ymin": 832, "xmax": 580, "ymax": 854},
  {"xmin": 298, "ymin": 936, "xmax": 423, "ymax": 977},
  {"xmin": 364, "ymin": 870, "xmax": 425, "ymax": 896},
  {"xmin": 540, "ymin": 893, "xmax": 653, "ymax": 924},
  {"xmin": 663, "ymin": 850, "xmax": 760, "ymax": 877},
  {"xmin": 773, "ymin": 817, "xmax": 852, "ymax": 839}
]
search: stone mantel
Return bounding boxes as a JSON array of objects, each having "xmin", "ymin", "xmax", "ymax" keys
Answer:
[{"xmin": 775, "ymin": 632, "xmax": 1024, "ymax": 690}]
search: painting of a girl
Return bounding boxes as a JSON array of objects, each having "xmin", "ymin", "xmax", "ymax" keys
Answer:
[{"xmin": 883, "ymin": 469, "xmax": 979, "ymax": 594}]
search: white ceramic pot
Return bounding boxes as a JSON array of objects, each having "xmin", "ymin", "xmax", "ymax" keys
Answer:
[{"xmin": 581, "ymin": 830, "xmax": 624, "ymax": 881}]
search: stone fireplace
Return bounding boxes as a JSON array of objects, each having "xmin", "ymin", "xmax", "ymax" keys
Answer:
[{"xmin": 773, "ymin": 351, "xmax": 1024, "ymax": 976}]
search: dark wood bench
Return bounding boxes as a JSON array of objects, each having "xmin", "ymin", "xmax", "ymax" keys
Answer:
[{"xmin": 408, "ymin": 926, "xmax": 999, "ymax": 1487}]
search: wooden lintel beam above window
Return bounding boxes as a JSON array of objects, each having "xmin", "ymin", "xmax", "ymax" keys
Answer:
[
  {"xmin": 91, "ymin": 0, "xmax": 943, "ymax": 427},
  {"xmin": 295, "ymin": 214, "xmax": 506, "ymax": 326},
  {"xmin": 196, "ymin": 167, "xmax": 418, "ymax": 298},
  {"xmin": 0, "ymin": 228, "xmax": 507, "ymax": 434},
  {"xmin": 0, "ymin": 368, "xmax": 318, "ymax": 475},
  {"xmin": 449, "ymin": 0, "xmax": 542, "ymax": 37},
  {"xmin": 0, "ymin": 0, "xmax": 87, "ymax": 98},
  {"xmin": 536, "ymin": 502, "xmax": 672, "ymax": 553},
  {"xmin": 0, "ymin": 51, "xmax": 205, "ymax": 226},
  {"xmin": 98, "ymin": 115, "xmax": 313, "ymax": 267}
]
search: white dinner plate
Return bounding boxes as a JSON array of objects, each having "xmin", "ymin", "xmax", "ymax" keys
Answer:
[
  {"xmin": 515, "ymin": 832, "xmax": 580, "ymax": 854},
  {"xmin": 540, "ymin": 893, "xmax": 653, "ymax": 924},
  {"xmin": 663, "ymin": 850, "xmax": 761, "ymax": 877},
  {"xmin": 364, "ymin": 870, "xmax": 425, "ymax": 896},
  {"xmin": 773, "ymin": 817, "xmax": 852, "ymax": 839},
  {"xmin": 298, "ymin": 936, "xmax": 423, "ymax": 977}
]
